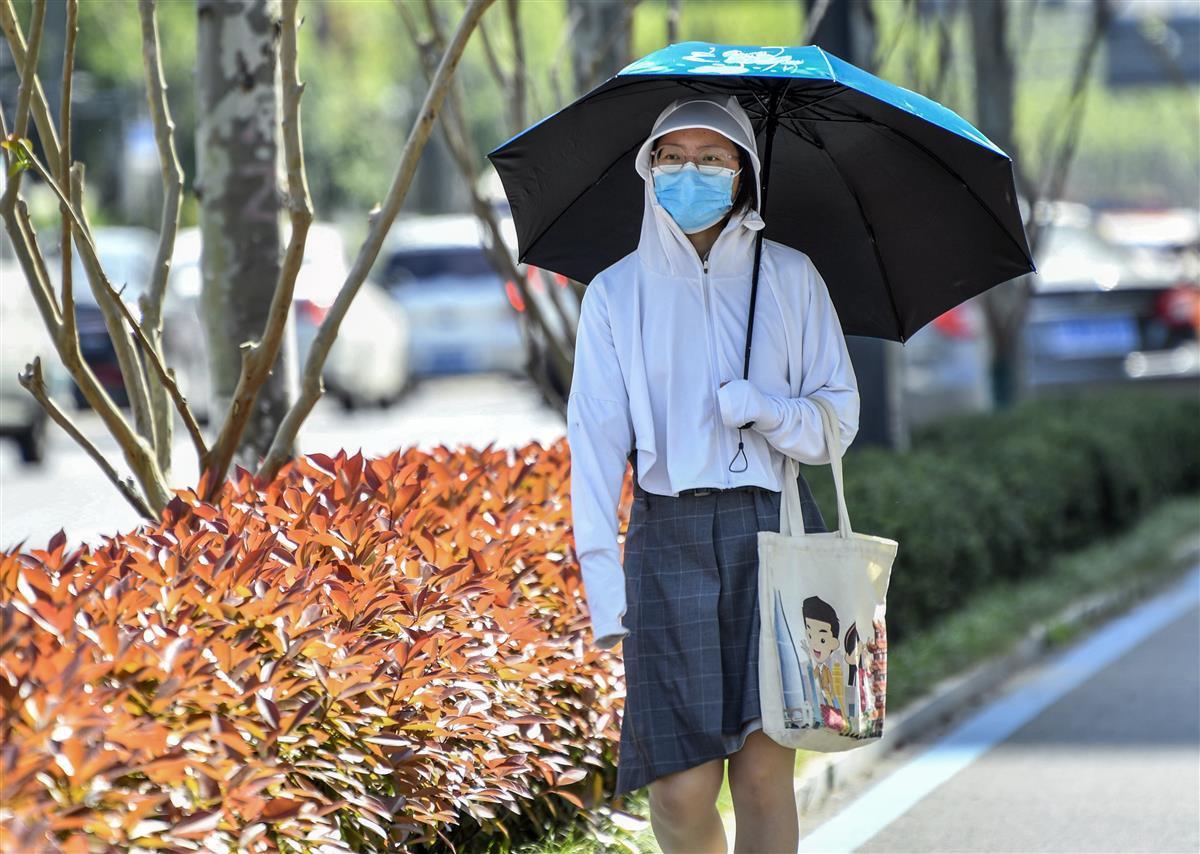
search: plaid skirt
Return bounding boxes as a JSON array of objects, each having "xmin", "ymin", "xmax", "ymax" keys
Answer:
[{"xmin": 614, "ymin": 461, "xmax": 828, "ymax": 797}]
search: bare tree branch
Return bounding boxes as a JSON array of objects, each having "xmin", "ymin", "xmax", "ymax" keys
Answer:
[
  {"xmin": 0, "ymin": 178, "xmax": 168, "ymax": 514},
  {"xmin": 57, "ymin": 0, "xmax": 78, "ymax": 367},
  {"xmin": 1, "ymin": 103, "xmax": 61, "ymax": 332},
  {"xmin": 1027, "ymin": 0, "xmax": 1112, "ymax": 257},
  {"xmin": 548, "ymin": 3, "xmax": 583, "ymax": 109},
  {"xmin": 200, "ymin": 0, "xmax": 314, "ymax": 499},
  {"xmin": 667, "ymin": 0, "xmax": 681, "ymax": 44},
  {"xmin": 504, "ymin": 0, "xmax": 526, "ymax": 132},
  {"xmin": 137, "ymin": 0, "xmax": 191, "ymax": 475},
  {"xmin": 451, "ymin": 0, "xmax": 544, "ymax": 122},
  {"xmin": 580, "ymin": 0, "xmax": 641, "ymax": 93},
  {"xmin": 873, "ymin": 0, "xmax": 914, "ymax": 72},
  {"xmin": 0, "ymin": 160, "xmax": 62, "ymax": 336},
  {"xmin": 474, "ymin": 4, "xmax": 509, "ymax": 92},
  {"xmin": 929, "ymin": 4, "xmax": 956, "ymax": 103},
  {"xmin": 18, "ymin": 357, "xmax": 156, "ymax": 520},
  {"xmin": 803, "ymin": 0, "xmax": 833, "ymax": 43},
  {"xmin": 534, "ymin": 267, "xmax": 578, "ymax": 344},
  {"xmin": 4, "ymin": 12, "xmax": 163, "ymax": 460},
  {"xmin": 64, "ymin": 158, "xmax": 158, "ymax": 450},
  {"xmin": 14, "ymin": 138, "xmax": 204, "ymax": 464},
  {"xmin": 0, "ymin": 0, "xmax": 62, "ymax": 180},
  {"xmin": 411, "ymin": 0, "xmax": 574, "ymax": 408},
  {"xmin": 255, "ymin": 0, "xmax": 498, "ymax": 484},
  {"xmin": 2, "ymin": 117, "xmax": 173, "ymax": 512},
  {"xmin": 10, "ymin": 0, "xmax": 43, "ymax": 150}
]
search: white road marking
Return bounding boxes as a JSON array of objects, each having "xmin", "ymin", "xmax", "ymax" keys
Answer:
[{"xmin": 797, "ymin": 563, "xmax": 1200, "ymax": 853}]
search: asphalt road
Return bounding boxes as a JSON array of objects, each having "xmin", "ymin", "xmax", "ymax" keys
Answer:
[
  {"xmin": 0, "ymin": 371, "xmax": 566, "ymax": 552},
  {"xmin": 795, "ymin": 566, "xmax": 1200, "ymax": 854}
]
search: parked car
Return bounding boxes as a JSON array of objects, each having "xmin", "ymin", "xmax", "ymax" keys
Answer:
[
  {"xmin": 0, "ymin": 227, "xmax": 68, "ymax": 464},
  {"xmin": 899, "ymin": 295, "xmax": 993, "ymax": 428},
  {"xmin": 170, "ymin": 223, "xmax": 412, "ymax": 413},
  {"xmin": 288, "ymin": 222, "xmax": 412, "ymax": 410},
  {"xmin": 1021, "ymin": 202, "xmax": 1200, "ymax": 392},
  {"xmin": 375, "ymin": 214, "xmax": 525, "ymax": 379},
  {"xmin": 44, "ymin": 225, "xmax": 215, "ymax": 424}
]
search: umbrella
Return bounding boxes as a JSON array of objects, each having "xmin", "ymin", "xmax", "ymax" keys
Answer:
[{"xmin": 486, "ymin": 41, "xmax": 1036, "ymax": 345}]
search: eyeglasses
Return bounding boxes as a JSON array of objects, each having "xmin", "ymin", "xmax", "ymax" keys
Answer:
[{"xmin": 652, "ymin": 144, "xmax": 741, "ymax": 176}]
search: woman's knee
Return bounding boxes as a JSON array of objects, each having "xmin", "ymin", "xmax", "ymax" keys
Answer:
[
  {"xmin": 727, "ymin": 731, "xmax": 795, "ymax": 804},
  {"xmin": 648, "ymin": 758, "xmax": 724, "ymax": 822}
]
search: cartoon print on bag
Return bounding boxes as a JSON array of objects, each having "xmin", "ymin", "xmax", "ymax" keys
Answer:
[
  {"xmin": 803, "ymin": 596, "xmax": 846, "ymax": 730},
  {"xmin": 844, "ymin": 622, "xmax": 860, "ymax": 736},
  {"xmin": 842, "ymin": 622, "xmax": 877, "ymax": 738},
  {"xmin": 868, "ymin": 615, "xmax": 888, "ymax": 737},
  {"xmin": 774, "ymin": 589, "xmax": 820, "ymax": 730}
]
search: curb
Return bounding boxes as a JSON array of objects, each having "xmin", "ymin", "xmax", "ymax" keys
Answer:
[{"xmin": 786, "ymin": 529, "xmax": 1200, "ymax": 821}]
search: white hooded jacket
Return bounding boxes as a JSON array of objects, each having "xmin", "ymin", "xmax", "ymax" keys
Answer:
[{"xmin": 566, "ymin": 95, "xmax": 861, "ymax": 649}]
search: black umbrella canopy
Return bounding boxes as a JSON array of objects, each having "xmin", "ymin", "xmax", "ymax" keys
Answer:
[{"xmin": 486, "ymin": 43, "xmax": 1035, "ymax": 343}]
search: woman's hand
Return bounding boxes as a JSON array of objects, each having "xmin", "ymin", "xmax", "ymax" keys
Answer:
[{"xmin": 717, "ymin": 379, "xmax": 784, "ymax": 430}]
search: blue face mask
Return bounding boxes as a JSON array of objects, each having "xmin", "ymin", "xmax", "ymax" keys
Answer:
[{"xmin": 652, "ymin": 163, "xmax": 740, "ymax": 234}]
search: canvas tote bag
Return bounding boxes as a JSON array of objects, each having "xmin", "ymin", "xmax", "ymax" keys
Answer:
[{"xmin": 757, "ymin": 395, "xmax": 899, "ymax": 751}]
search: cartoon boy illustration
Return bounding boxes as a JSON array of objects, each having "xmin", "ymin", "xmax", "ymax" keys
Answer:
[{"xmin": 803, "ymin": 596, "xmax": 846, "ymax": 724}]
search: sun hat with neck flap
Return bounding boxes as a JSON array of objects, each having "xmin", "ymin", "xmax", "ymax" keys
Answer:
[{"xmin": 634, "ymin": 94, "xmax": 765, "ymax": 228}]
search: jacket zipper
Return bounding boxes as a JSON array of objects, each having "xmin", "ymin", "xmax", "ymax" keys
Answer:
[{"xmin": 701, "ymin": 257, "xmax": 730, "ymax": 486}]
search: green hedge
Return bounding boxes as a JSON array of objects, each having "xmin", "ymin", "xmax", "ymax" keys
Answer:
[{"xmin": 800, "ymin": 388, "xmax": 1200, "ymax": 644}]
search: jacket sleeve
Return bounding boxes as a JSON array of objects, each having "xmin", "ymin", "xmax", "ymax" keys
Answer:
[
  {"xmin": 566, "ymin": 277, "xmax": 634, "ymax": 650},
  {"xmin": 751, "ymin": 258, "xmax": 860, "ymax": 464}
]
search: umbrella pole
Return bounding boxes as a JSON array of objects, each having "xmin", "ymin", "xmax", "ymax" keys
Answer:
[{"xmin": 737, "ymin": 90, "xmax": 781, "ymax": 429}]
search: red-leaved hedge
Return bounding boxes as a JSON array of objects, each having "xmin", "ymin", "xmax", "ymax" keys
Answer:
[{"xmin": 1, "ymin": 440, "xmax": 640, "ymax": 852}]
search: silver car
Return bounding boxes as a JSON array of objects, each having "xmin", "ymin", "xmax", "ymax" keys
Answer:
[
  {"xmin": 375, "ymin": 214, "xmax": 525, "ymax": 379},
  {"xmin": 0, "ymin": 228, "xmax": 68, "ymax": 463},
  {"xmin": 1022, "ymin": 203, "xmax": 1200, "ymax": 392},
  {"xmin": 172, "ymin": 223, "xmax": 413, "ymax": 413},
  {"xmin": 44, "ymin": 225, "xmax": 214, "ymax": 424},
  {"xmin": 899, "ymin": 294, "xmax": 993, "ymax": 428},
  {"xmin": 286, "ymin": 222, "xmax": 413, "ymax": 410}
]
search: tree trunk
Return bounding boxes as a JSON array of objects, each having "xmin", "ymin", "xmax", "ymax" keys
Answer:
[
  {"xmin": 805, "ymin": 0, "xmax": 904, "ymax": 452},
  {"xmin": 568, "ymin": 0, "xmax": 628, "ymax": 95},
  {"xmin": 195, "ymin": 0, "xmax": 296, "ymax": 470},
  {"xmin": 970, "ymin": 0, "xmax": 1030, "ymax": 409}
]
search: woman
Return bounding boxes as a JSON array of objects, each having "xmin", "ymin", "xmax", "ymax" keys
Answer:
[{"xmin": 566, "ymin": 95, "xmax": 860, "ymax": 853}]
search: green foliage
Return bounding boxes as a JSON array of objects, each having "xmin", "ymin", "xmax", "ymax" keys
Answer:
[
  {"xmin": 884, "ymin": 493, "xmax": 1199, "ymax": 711},
  {"xmin": 2, "ymin": 136, "xmax": 35, "ymax": 178},
  {"xmin": 801, "ymin": 388, "xmax": 1200, "ymax": 643},
  {"xmin": 867, "ymin": 0, "xmax": 1200, "ymax": 205}
]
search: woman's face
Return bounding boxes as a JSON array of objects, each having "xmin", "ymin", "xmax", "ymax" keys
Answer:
[{"xmin": 654, "ymin": 127, "xmax": 741, "ymax": 203}]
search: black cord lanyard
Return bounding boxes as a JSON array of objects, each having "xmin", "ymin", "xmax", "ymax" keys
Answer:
[
  {"xmin": 728, "ymin": 88, "xmax": 781, "ymax": 474},
  {"xmin": 727, "ymin": 226, "xmax": 764, "ymax": 474}
]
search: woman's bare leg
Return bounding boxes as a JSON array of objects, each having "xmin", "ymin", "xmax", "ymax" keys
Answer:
[
  {"xmin": 647, "ymin": 757, "xmax": 728, "ymax": 853},
  {"xmin": 727, "ymin": 729, "xmax": 800, "ymax": 853}
]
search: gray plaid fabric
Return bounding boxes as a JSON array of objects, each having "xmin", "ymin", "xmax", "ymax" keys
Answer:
[{"xmin": 614, "ymin": 460, "xmax": 827, "ymax": 796}]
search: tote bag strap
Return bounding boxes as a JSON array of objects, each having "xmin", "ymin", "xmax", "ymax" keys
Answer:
[{"xmin": 778, "ymin": 395, "xmax": 853, "ymax": 539}]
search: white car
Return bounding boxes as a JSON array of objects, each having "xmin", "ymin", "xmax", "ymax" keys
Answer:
[
  {"xmin": 171, "ymin": 223, "xmax": 412, "ymax": 412},
  {"xmin": 0, "ymin": 229, "xmax": 67, "ymax": 464},
  {"xmin": 287, "ymin": 222, "xmax": 413, "ymax": 410},
  {"xmin": 899, "ymin": 295, "xmax": 993, "ymax": 429},
  {"xmin": 374, "ymin": 214, "xmax": 525, "ymax": 378}
]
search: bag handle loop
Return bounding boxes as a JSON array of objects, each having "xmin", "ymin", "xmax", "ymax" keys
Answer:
[{"xmin": 778, "ymin": 395, "xmax": 853, "ymax": 539}]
